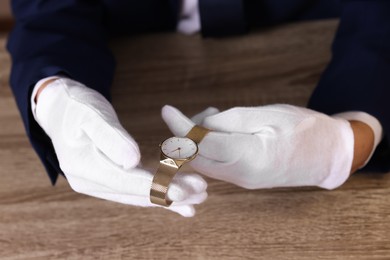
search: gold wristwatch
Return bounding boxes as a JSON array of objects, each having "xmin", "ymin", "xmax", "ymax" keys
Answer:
[{"xmin": 150, "ymin": 125, "xmax": 210, "ymax": 207}]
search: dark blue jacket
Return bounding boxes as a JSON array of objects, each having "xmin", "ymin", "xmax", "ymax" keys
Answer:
[{"xmin": 7, "ymin": 0, "xmax": 390, "ymax": 184}]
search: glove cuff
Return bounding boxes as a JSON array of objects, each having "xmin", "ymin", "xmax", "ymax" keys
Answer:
[
  {"xmin": 317, "ymin": 118, "xmax": 355, "ymax": 190},
  {"xmin": 31, "ymin": 76, "xmax": 62, "ymax": 124},
  {"xmin": 333, "ymin": 111, "xmax": 383, "ymax": 168}
]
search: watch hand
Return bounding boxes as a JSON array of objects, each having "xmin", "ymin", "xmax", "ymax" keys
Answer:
[{"xmin": 168, "ymin": 147, "xmax": 180, "ymax": 154}]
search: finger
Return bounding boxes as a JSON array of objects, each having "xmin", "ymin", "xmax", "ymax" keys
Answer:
[
  {"xmin": 171, "ymin": 172, "xmax": 208, "ymax": 194},
  {"xmin": 161, "ymin": 105, "xmax": 241, "ymax": 162},
  {"xmin": 72, "ymin": 172, "xmax": 203, "ymax": 216},
  {"xmin": 66, "ymin": 142, "xmax": 207, "ymax": 203},
  {"xmin": 166, "ymin": 173, "xmax": 207, "ymax": 202},
  {"xmin": 66, "ymin": 173, "xmax": 152, "ymax": 200},
  {"xmin": 67, "ymin": 172, "xmax": 204, "ymax": 218},
  {"xmin": 65, "ymin": 174, "xmax": 114, "ymax": 194},
  {"xmin": 80, "ymin": 189, "xmax": 197, "ymax": 217},
  {"xmin": 191, "ymin": 107, "xmax": 220, "ymax": 125},
  {"xmin": 78, "ymin": 153, "xmax": 206, "ymax": 204},
  {"xmin": 86, "ymin": 191, "xmax": 147, "ymax": 206},
  {"xmin": 63, "ymin": 149, "xmax": 154, "ymax": 197},
  {"xmin": 202, "ymin": 104, "xmax": 311, "ymax": 135},
  {"xmin": 168, "ymin": 205, "xmax": 196, "ymax": 217},
  {"xmin": 77, "ymin": 188, "xmax": 197, "ymax": 217},
  {"xmin": 171, "ymin": 191, "xmax": 208, "ymax": 206},
  {"xmin": 161, "ymin": 105, "xmax": 195, "ymax": 137},
  {"xmin": 202, "ymin": 107, "xmax": 258, "ymax": 133},
  {"xmin": 69, "ymin": 170, "xmax": 208, "ymax": 207},
  {"xmin": 66, "ymin": 174, "xmax": 153, "ymax": 206},
  {"xmin": 196, "ymin": 131, "xmax": 243, "ymax": 162},
  {"xmin": 69, "ymin": 172, "xmax": 206, "ymax": 205},
  {"xmin": 190, "ymin": 156, "xmax": 241, "ymax": 185},
  {"xmin": 190, "ymin": 155, "xmax": 224, "ymax": 179},
  {"xmin": 81, "ymin": 115, "xmax": 140, "ymax": 169},
  {"xmin": 82, "ymin": 189, "xmax": 190, "ymax": 215}
]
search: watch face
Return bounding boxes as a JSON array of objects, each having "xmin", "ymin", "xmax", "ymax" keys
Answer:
[{"xmin": 161, "ymin": 137, "xmax": 198, "ymax": 160}]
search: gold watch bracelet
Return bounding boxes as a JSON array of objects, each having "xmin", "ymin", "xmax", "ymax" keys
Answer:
[{"xmin": 150, "ymin": 125, "xmax": 210, "ymax": 207}]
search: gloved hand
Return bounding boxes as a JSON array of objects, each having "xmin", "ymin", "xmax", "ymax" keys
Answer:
[
  {"xmin": 32, "ymin": 77, "xmax": 207, "ymax": 217},
  {"xmin": 162, "ymin": 104, "xmax": 355, "ymax": 190}
]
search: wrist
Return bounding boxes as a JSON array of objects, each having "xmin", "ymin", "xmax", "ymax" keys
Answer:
[{"xmin": 349, "ymin": 120, "xmax": 375, "ymax": 173}]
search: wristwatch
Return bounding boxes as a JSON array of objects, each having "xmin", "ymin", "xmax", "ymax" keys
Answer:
[{"xmin": 150, "ymin": 125, "xmax": 210, "ymax": 207}]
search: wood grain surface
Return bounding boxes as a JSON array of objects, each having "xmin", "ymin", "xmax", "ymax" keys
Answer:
[
  {"xmin": 1, "ymin": 20, "xmax": 390, "ymax": 260},
  {"xmin": 0, "ymin": 0, "xmax": 13, "ymax": 32}
]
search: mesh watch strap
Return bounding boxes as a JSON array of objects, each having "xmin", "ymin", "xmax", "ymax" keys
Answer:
[
  {"xmin": 185, "ymin": 125, "xmax": 210, "ymax": 143},
  {"xmin": 150, "ymin": 159, "xmax": 178, "ymax": 206},
  {"xmin": 150, "ymin": 125, "xmax": 210, "ymax": 207}
]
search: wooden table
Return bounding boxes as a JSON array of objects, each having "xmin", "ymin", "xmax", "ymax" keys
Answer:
[{"xmin": 1, "ymin": 20, "xmax": 390, "ymax": 259}]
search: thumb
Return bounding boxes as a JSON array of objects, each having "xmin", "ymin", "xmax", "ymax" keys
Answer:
[{"xmin": 161, "ymin": 105, "xmax": 195, "ymax": 137}]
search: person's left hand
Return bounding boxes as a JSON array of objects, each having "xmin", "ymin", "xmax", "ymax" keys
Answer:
[{"xmin": 162, "ymin": 104, "xmax": 355, "ymax": 190}]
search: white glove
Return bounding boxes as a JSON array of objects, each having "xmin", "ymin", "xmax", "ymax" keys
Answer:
[
  {"xmin": 31, "ymin": 77, "xmax": 207, "ymax": 217},
  {"xmin": 177, "ymin": 0, "xmax": 200, "ymax": 34},
  {"xmin": 162, "ymin": 104, "xmax": 355, "ymax": 190}
]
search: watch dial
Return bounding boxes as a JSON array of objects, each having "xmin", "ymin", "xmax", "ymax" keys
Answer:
[{"xmin": 161, "ymin": 137, "xmax": 198, "ymax": 159}]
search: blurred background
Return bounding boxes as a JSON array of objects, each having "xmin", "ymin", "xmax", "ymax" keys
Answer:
[{"xmin": 0, "ymin": 0, "xmax": 13, "ymax": 32}]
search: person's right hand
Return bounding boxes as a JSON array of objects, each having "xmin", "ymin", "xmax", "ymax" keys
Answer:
[{"xmin": 32, "ymin": 77, "xmax": 207, "ymax": 217}]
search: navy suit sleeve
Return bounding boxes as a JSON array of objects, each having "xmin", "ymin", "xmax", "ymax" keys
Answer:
[
  {"xmin": 7, "ymin": 0, "xmax": 115, "ymax": 184},
  {"xmin": 308, "ymin": 0, "xmax": 390, "ymax": 172}
]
